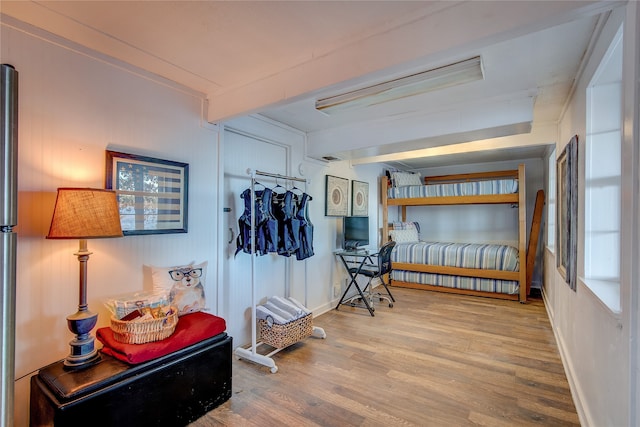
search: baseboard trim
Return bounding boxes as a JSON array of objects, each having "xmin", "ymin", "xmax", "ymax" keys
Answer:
[{"xmin": 541, "ymin": 287, "xmax": 592, "ymax": 427}]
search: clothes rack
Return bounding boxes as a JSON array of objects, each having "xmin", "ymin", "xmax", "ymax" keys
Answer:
[{"xmin": 234, "ymin": 169, "xmax": 326, "ymax": 373}]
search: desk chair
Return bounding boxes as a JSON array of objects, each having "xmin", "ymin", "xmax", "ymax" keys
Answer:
[{"xmin": 347, "ymin": 241, "xmax": 396, "ymax": 310}]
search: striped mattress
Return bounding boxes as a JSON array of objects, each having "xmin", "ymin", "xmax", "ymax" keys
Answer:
[
  {"xmin": 390, "ymin": 241, "xmax": 520, "ymax": 294},
  {"xmin": 387, "ymin": 178, "xmax": 518, "ymax": 199}
]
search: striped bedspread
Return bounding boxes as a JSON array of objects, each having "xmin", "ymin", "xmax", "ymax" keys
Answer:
[
  {"xmin": 391, "ymin": 270, "xmax": 519, "ymax": 294},
  {"xmin": 390, "ymin": 242, "xmax": 520, "ymax": 294},
  {"xmin": 387, "ymin": 178, "xmax": 518, "ymax": 199},
  {"xmin": 391, "ymin": 242, "xmax": 520, "ymax": 271}
]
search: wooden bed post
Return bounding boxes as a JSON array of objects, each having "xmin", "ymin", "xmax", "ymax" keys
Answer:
[
  {"xmin": 518, "ymin": 164, "xmax": 527, "ymax": 302},
  {"xmin": 381, "ymin": 175, "xmax": 389, "ymax": 245}
]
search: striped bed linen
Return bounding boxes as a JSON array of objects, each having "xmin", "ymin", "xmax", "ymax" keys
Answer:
[
  {"xmin": 387, "ymin": 178, "xmax": 518, "ymax": 199},
  {"xmin": 391, "ymin": 242, "xmax": 520, "ymax": 271},
  {"xmin": 390, "ymin": 270, "xmax": 519, "ymax": 294},
  {"xmin": 390, "ymin": 241, "xmax": 520, "ymax": 294}
]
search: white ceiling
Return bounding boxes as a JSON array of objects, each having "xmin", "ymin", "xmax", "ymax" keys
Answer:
[{"xmin": 1, "ymin": 1, "xmax": 622, "ymax": 169}]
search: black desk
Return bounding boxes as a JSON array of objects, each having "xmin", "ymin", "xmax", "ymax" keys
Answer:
[
  {"xmin": 335, "ymin": 248, "xmax": 379, "ymax": 316},
  {"xmin": 30, "ymin": 333, "xmax": 232, "ymax": 427}
]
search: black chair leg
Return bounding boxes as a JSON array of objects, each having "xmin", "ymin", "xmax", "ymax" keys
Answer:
[
  {"xmin": 339, "ymin": 281, "xmax": 376, "ymax": 316},
  {"xmin": 380, "ymin": 278, "xmax": 395, "ymax": 302}
]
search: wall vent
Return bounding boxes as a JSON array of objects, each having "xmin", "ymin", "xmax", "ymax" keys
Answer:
[{"xmin": 321, "ymin": 155, "xmax": 341, "ymax": 162}]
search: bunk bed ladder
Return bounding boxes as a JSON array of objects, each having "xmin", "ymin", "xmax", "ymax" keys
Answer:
[{"xmin": 526, "ymin": 189, "xmax": 545, "ymax": 296}]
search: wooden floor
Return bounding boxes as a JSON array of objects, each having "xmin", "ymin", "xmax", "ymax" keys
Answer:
[{"xmin": 192, "ymin": 288, "xmax": 579, "ymax": 426}]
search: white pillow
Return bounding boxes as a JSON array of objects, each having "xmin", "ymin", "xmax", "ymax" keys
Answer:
[
  {"xmin": 393, "ymin": 221, "xmax": 419, "ymax": 231},
  {"xmin": 391, "ymin": 171, "xmax": 422, "ymax": 187},
  {"xmin": 151, "ymin": 261, "xmax": 207, "ymax": 316},
  {"xmin": 389, "ymin": 228, "xmax": 419, "ymax": 243}
]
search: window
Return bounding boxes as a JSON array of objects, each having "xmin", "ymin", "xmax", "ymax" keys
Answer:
[
  {"xmin": 584, "ymin": 25, "xmax": 623, "ymax": 312},
  {"xmin": 547, "ymin": 148, "xmax": 556, "ymax": 252}
]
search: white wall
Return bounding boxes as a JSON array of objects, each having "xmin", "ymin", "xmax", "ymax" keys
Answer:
[
  {"xmin": 1, "ymin": 22, "xmax": 219, "ymax": 426},
  {"xmin": 545, "ymin": 4, "xmax": 639, "ymax": 426}
]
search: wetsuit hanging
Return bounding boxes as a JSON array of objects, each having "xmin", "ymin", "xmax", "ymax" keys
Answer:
[
  {"xmin": 235, "ymin": 187, "xmax": 278, "ymax": 256},
  {"xmin": 260, "ymin": 188, "xmax": 279, "ymax": 253},
  {"xmin": 272, "ymin": 190, "xmax": 300, "ymax": 257},
  {"xmin": 295, "ymin": 192, "xmax": 314, "ymax": 260}
]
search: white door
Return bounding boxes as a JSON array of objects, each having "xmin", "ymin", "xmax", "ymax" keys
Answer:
[{"xmin": 222, "ymin": 128, "xmax": 290, "ymax": 346}]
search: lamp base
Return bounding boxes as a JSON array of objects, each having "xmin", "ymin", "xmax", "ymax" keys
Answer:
[
  {"xmin": 64, "ymin": 310, "xmax": 101, "ymax": 370},
  {"xmin": 64, "ymin": 349, "xmax": 101, "ymax": 370}
]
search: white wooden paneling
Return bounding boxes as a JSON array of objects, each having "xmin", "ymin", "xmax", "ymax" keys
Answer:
[
  {"xmin": 2, "ymin": 23, "xmax": 218, "ymax": 426},
  {"xmin": 222, "ymin": 129, "xmax": 289, "ymax": 346}
]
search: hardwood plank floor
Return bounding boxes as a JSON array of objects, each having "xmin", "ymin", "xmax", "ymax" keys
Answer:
[{"xmin": 192, "ymin": 288, "xmax": 579, "ymax": 426}]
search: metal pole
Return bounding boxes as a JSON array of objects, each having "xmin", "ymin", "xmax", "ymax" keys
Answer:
[
  {"xmin": 1, "ymin": 65, "xmax": 18, "ymax": 226},
  {"xmin": 252, "ymin": 169, "xmax": 308, "ymax": 184},
  {"xmin": 1, "ymin": 63, "xmax": 18, "ymax": 427},
  {"xmin": 250, "ymin": 176, "xmax": 256, "ymax": 355}
]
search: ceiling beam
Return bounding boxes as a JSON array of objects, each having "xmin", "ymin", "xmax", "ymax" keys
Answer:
[
  {"xmin": 304, "ymin": 94, "xmax": 535, "ymax": 161},
  {"xmin": 350, "ymin": 122, "xmax": 558, "ymax": 166}
]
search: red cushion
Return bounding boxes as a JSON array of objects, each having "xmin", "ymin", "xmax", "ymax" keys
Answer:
[{"xmin": 96, "ymin": 311, "xmax": 226, "ymax": 364}]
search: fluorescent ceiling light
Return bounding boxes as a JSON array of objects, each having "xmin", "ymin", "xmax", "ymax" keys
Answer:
[{"xmin": 316, "ymin": 56, "xmax": 484, "ymax": 114}]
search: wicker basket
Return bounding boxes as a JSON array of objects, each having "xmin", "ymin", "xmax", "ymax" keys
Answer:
[
  {"xmin": 110, "ymin": 308, "xmax": 179, "ymax": 344},
  {"xmin": 258, "ymin": 312, "xmax": 313, "ymax": 349}
]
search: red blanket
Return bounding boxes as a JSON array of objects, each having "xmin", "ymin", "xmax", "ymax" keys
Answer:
[{"xmin": 97, "ymin": 311, "xmax": 226, "ymax": 364}]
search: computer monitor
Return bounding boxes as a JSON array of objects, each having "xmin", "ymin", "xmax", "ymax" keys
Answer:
[{"xmin": 343, "ymin": 216, "xmax": 369, "ymax": 250}]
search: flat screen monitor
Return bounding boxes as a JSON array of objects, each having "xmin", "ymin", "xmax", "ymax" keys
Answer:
[{"xmin": 343, "ymin": 216, "xmax": 369, "ymax": 250}]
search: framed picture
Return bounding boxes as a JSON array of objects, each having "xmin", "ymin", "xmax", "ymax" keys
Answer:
[
  {"xmin": 325, "ymin": 175, "xmax": 349, "ymax": 216},
  {"xmin": 556, "ymin": 148, "xmax": 569, "ymax": 280},
  {"xmin": 105, "ymin": 150, "xmax": 189, "ymax": 235},
  {"xmin": 556, "ymin": 135, "xmax": 578, "ymax": 290},
  {"xmin": 351, "ymin": 180, "xmax": 369, "ymax": 216}
]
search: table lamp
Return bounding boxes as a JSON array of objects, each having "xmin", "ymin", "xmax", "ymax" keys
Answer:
[{"xmin": 47, "ymin": 188, "xmax": 123, "ymax": 369}]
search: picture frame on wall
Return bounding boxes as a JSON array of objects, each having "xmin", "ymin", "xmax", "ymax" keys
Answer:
[
  {"xmin": 556, "ymin": 148, "xmax": 569, "ymax": 279},
  {"xmin": 351, "ymin": 180, "xmax": 369, "ymax": 216},
  {"xmin": 556, "ymin": 135, "xmax": 578, "ymax": 290},
  {"xmin": 325, "ymin": 175, "xmax": 349, "ymax": 216},
  {"xmin": 105, "ymin": 150, "xmax": 189, "ymax": 235}
]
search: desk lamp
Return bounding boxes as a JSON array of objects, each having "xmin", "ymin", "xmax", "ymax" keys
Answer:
[{"xmin": 47, "ymin": 188, "xmax": 123, "ymax": 368}]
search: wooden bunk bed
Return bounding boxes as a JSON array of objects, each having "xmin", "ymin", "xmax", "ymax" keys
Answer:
[{"xmin": 381, "ymin": 164, "xmax": 544, "ymax": 303}]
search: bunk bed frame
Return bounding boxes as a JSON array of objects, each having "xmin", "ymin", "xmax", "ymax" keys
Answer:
[{"xmin": 381, "ymin": 164, "xmax": 542, "ymax": 303}]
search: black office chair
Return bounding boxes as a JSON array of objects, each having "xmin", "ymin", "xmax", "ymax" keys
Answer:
[{"xmin": 347, "ymin": 240, "xmax": 396, "ymax": 309}]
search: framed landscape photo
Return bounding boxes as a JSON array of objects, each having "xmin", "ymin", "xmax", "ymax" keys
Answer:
[
  {"xmin": 351, "ymin": 180, "xmax": 369, "ymax": 216},
  {"xmin": 105, "ymin": 150, "xmax": 189, "ymax": 235},
  {"xmin": 325, "ymin": 175, "xmax": 349, "ymax": 216}
]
